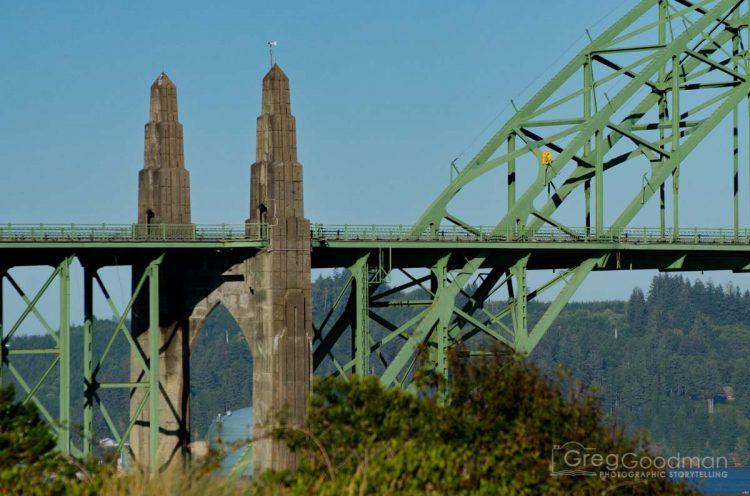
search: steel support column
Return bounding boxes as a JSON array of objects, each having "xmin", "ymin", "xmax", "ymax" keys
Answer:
[
  {"xmin": 584, "ymin": 53, "xmax": 593, "ymax": 236},
  {"xmin": 351, "ymin": 255, "xmax": 370, "ymax": 375},
  {"xmin": 672, "ymin": 54, "xmax": 681, "ymax": 239},
  {"xmin": 0, "ymin": 271, "xmax": 4, "ymax": 387},
  {"xmin": 733, "ymin": 11, "xmax": 741, "ymax": 240},
  {"xmin": 508, "ymin": 134, "xmax": 516, "ymax": 213},
  {"xmin": 510, "ymin": 256, "xmax": 529, "ymax": 349},
  {"xmin": 82, "ymin": 265, "xmax": 94, "ymax": 456},
  {"xmin": 58, "ymin": 257, "xmax": 71, "ymax": 455},
  {"xmin": 148, "ymin": 259, "xmax": 160, "ymax": 475},
  {"xmin": 658, "ymin": 0, "xmax": 667, "ymax": 240},
  {"xmin": 595, "ymin": 129, "xmax": 604, "ymax": 236},
  {"xmin": 430, "ymin": 256, "xmax": 450, "ymax": 381}
]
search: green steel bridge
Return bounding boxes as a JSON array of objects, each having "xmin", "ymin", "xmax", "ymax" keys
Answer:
[{"xmin": 5, "ymin": 0, "xmax": 750, "ymax": 472}]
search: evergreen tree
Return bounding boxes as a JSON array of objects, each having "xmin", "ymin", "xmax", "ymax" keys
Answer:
[{"xmin": 626, "ymin": 287, "xmax": 648, "ymax": 335}]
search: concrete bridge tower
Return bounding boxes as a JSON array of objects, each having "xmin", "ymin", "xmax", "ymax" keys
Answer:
[
  {"xmin": 131, "ymin": 72, "xmax": 193, "ymax": 467},
  {"xmin": 246, "ymin": 64, "xmax": 312, "ymax": 471},
  {"xmin": 137, "ymin": 72, "xmax": 191, "ymax": 224},
  {"xmin": 130, "ymin": 66, "xmax": 311, "ymax": 473}
]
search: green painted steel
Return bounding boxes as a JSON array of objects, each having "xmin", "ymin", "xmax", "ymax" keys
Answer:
[
  {"xmin": 311, "ymin": 224, "xmax": 750, "ymax": 244},
  {"xmin": 4, "ymin": 0, "xmax": 750, "ymax": 471},
  {"xmin": 311, "ymin": 0, "xmax": 750, "ymax": 389},
  {"xmin": 351, "ymin": 255, "xmax": 371, "ymax": 375},
  {"xmin": 58, "ymin": 257, "xmax": 71, "ymax": 454},
  {"xmin": 0, "ymin": 273, "xmax": 3, "ymax": 389},
  {"xmin": 0, "ymin": 254, "xmax": 167, "ymax": 472},
  {"xmin": 82, "ymin": 266, "xmax": 93, "ymax": 457},
  {"xmin": 0, "ymin": 223, "xmax": 267, "ymax": 242},
  {"xmin": 148, "ymin": 258, "xmax": 161, "ymax": 475},
  {"xmin": 0, "ymin": 258, "xmax": 79, "ymax": 457},
  {"xmin": 340, "ymin": 0, "xmax": 750, "ymax": 386}
]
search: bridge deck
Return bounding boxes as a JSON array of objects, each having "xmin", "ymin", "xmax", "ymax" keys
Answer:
[{"xmin": 1, "ymin": 223, "xmax": 749, "ymax": 271}]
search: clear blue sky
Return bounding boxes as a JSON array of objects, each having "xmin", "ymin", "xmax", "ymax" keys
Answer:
[{"xmin": 1, "ymin": 0, "xmax": 748, "ymax": 319}]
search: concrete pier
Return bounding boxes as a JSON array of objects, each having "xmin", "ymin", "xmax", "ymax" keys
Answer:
[{"xmin": 130, "ymin": 66, "xmax": 311, "ymax": 473}]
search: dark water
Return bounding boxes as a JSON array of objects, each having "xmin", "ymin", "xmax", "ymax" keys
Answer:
[{"xmin": 670, "ymin": 468, "xmax": 750, "ymax": 494}]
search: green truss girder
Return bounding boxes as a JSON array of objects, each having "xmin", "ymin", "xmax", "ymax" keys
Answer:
[
  {"xmin": 0, "ymin": 258, "xmax": 74, "ymax": 454},
  {"xmin": 312, "ymin": 0, "xmax": 750, "ymax": 388},
  {"xmin": 7, "ymin": 0, "xmax": 750, "ymax": 473},
  {"xmin": 0, "ymin": 255, "xmax": 164, "ymax": 474}
]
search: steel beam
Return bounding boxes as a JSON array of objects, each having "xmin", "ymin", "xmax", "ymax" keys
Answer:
[
  {"xmin": 0, "ymin": 271, "xmax": 4, "ymax": 387},
  {"xmin": 82, "ymin": 265, "xmax": 94, "ymax": 456},
  {"xmin": 351, "ymin": 255, "xmax": 371, "ymax": 375},
  {"xmin": 148, "ymin": 258, "xmax": 160, "ymax": 475},
  {"xmin": 58, "ymin": 257, "xmax": 71, "ymax": 455}
]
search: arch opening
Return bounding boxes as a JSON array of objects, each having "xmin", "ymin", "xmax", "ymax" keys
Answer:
[{"xmin": 189, "ymin": 302, "xmax": 253, "ymax": 474}]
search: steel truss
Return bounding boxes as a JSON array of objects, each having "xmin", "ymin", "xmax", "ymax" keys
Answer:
[
  {"xmin": 0, "ymin": 255, "xmax": 164, "ymax": 473},
  {"xmin": 5, "ymin": 0, "xmax": 750, "ymax": 471},
  {"xmin": 314, "ymin": 0, "xmax": 750, "ymax": 387}
]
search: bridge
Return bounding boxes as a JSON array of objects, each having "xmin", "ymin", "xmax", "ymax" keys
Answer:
[{"xmin": 2, "ymin": 0, "xmax": 750, "ymax": 475}]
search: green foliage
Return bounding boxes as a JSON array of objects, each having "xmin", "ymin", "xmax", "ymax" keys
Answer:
[
  {"xmin": 266, "ymin": 351, "xmax": 695, "ymax": 495},
  {"xmin": 0, "ymin": 384, "xmax": 105, "ymax": 495},
  {"xmin": 534, "ymin": 274, "xmax": 750, "ymax": 463},
  {"xmin": 6, "ymin": 272, "xmax": 750, "ymax": 473}
]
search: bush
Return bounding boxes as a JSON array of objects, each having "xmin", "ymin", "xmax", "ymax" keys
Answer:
[
  {"xmin": 0, "ymin": 385, "xmax": 102, "ymax": 495},
  {"xmin": 269, "ymin": 349, "xmax": 697, "ymax": 495}
]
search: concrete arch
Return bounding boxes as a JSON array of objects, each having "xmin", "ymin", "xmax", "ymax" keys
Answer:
[
  {"xmin": 188, "ymin": 295, "xmax": 254, "ymax": 449},
  {"xmin": 188, "ymin": 279, "xmax": 255, "ymax": 355}
]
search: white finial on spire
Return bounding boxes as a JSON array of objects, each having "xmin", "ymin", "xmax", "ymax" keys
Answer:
[{"xmin": 268, "ymin": 41, "xmax": 277, "ymax": 67}]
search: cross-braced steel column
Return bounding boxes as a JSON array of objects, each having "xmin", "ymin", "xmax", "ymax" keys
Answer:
[
  {"xmin": 147, "ymin": 260, "xmax": 160, "ymax": 475},
  {"xmin": 351, "ymin": 255, "xmax": 370, "ymax": 376},
  {"xmin": 58, "ymin": 257, "xmax": 71, "ymax": 454},
  {"xmin": 82, "ymin": 265, "xmax": 93, "ymax": 456},
  {"xmin": 0, "ymin": 270, "xmax": 4, "ymax": 388}
]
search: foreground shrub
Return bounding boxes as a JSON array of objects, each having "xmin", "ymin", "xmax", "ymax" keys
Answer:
[
  {"xmin": 269, "ymin": 349, "xmax": 696, "ymax": 495},
  {"xmin": 0, "ymin": 349, "xmax": 698, "ymax": 495},
  {"xmin": 0, "ymin": 385, "xmax": 104, "ymax": 495}
]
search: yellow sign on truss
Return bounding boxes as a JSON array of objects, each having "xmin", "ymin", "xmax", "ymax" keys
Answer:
[{"xmin": 541, "ymin": 151, "xmax": 553, "ymax": 166}]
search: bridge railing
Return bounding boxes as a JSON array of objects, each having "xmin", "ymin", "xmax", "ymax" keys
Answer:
[
  {"xmin": 3, "ymin": 223, "xmax": 749, "ymax": 244},
  {"xmin": 0, "ymin": 223, "xmax": 268, "ymax": 242},
  {"xmin": 311, "ymin": 224, "xmax": 750, "ymax": 244}
]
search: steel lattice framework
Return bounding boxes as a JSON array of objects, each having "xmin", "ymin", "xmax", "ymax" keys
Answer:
[
  {"xmin": 312, "ymin": 0, "xmax": 750, "ymax": 387},
  {"xmin": 4, "ymin": 0, "xmax": 750, "ymax": 472}
]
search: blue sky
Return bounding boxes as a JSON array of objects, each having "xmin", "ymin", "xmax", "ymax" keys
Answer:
[
  {"xmin": 1, "ymin": 0, "xmax": 748, "ymax": 325},
  {"xmin": 1, "ymin": 0, "xmax": 639, "ymax": 224}
]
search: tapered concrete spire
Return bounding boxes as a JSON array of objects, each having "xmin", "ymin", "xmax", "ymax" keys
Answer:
[
  {"xmin": 132, "ymin": 72, "xmax": 193, "ymax": 470},
  {"xmin": 138, "ymin": 72, "xmax": 191, "ymax": 223},
  {"xmin": 149, "ymin": 73, "xmax": 179, "ymax": 124},
  {"xmin": 256, "ymin": 64, "xmax": 298, "ymax": 165},
  {"xmin": 248, "ymin": 63, "xmax": 312, "ymax": 473},
  {"xmin": 251, "ymin": 64, "xmax": 304, "ymax": 222}
]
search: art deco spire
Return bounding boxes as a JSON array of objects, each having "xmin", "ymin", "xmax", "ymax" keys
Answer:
[
  {"xmin": 144, "ymin": 72, "xmax": 184, "ymax": 169},
  {"xmin": 138, "ymin": 72, "xmax": 190, "ymax": 224},
  {"xmin": 256, "ymin": 64, "xmax": 297, "ymax": 164}
]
